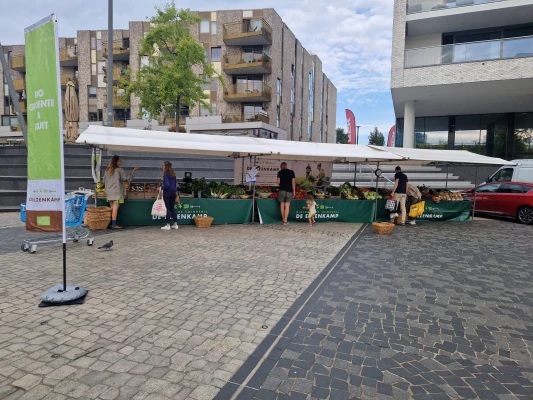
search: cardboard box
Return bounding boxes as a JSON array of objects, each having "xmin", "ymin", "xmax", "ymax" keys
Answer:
[
  {"xmin": 128, "ymin": 183, "xmax": 145, "ymax": 200},
  {"xmin": 144, "ymin": 183, "xmax": 162, "ymax": 199}
]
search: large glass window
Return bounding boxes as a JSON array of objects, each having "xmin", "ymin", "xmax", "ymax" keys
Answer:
[
  {"xmin": 211, "ymin": 47, "xmax": 221, "ymax": 62},
  {"xmin": 455, "ymin": 115, "xmax": 483, "ymax": 153},
  {"xmin": 482, "ymin": 114, "xmax": 507, "ymax": 159},
  {"xmin": 514, "ymin": 113, "xmax": 533, "ymax": 158},
  {"xmin": 88, "ymin": 86, "xmax": 97, "ymax": 98},
  {"xmin": 416, "ymin": 117, "xmax": 448, "ymax": 149}
]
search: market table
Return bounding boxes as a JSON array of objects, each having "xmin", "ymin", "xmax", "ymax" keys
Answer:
[
  {"xmin": 257, "ymin": 199, "xmax": 376, "ymax": 224},
  {"xmin": 376, "ymin": 199, "xmax": 471, "ymax": 222},
  {"xmin": 96, "ymin": 198, "xmax": 253, "ymax": 226}
]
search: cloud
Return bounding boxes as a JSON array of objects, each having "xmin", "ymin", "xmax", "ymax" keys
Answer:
[{"xmin": 1, "ymin": 0, "xmax": 394, "ymax": 98}]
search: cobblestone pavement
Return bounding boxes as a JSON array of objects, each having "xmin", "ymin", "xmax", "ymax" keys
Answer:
[
  {"xmin": 227, "ymin": 221, "xmax": 533, "ymax": 400},
  {"xmin": 0, "ymin": 222, "xmax": 359, "ymax": 400},
  {"xmin": 0, "ymin": 212, "xmax": 23, "ymax": 229}
]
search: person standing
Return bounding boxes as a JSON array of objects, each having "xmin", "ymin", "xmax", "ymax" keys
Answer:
[
  {"xmin": 391, "ymin": 166, "xmax": 408, "ymax": 225},
  {"xmin": 406, "ymin": 184, "xmax": 422, "ymax": 226},
  {"xmin": 104, "ymin": 155, "xmax": 140, "ymax": 229},
  {"xmin": 160, "ymin": 161, "xmax": 179, "ymax": 230},
  {"xmin": 303, "ymin": 193, "xmax": 317, "ymax": 227},
  {"xmin": 316, "ymin": 163, "xmax": 326, "ymax": 186},
  {"xmin": 277, "ymin": 162, "xmax": 296, "ymax": 225}
]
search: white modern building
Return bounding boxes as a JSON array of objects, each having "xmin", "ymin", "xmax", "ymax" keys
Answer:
[{"xmin": 391, "ymin": 0, "xmax": 533, "ymax": 160}]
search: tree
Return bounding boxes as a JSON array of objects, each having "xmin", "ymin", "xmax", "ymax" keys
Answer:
[
  {"xmin": 124, "ymin": 2, "xmax": 222, "ymax": 131},
  {"xmin": 336, "ymin": 127, "xmax": 348, "ymax": 144},
  {"xmin": 368, "ymin": 126, "xmax": 385, "ymax": 146}
]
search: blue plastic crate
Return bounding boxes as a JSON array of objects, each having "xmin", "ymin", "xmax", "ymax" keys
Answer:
[{"xmin": 20, "ymin": 203, "xmax": 26, "ymax": 223}]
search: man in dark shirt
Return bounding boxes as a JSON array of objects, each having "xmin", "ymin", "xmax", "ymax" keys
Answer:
[
  {"xmin": 277, "ymin": 162, "xmax": 296, "ymax": 225},
  {"xmin": 391, "ymin": 166, "xmax": 408, "ymax": 225}
]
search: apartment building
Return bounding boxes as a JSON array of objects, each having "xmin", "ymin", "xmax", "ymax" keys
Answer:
[
  {"xmin": 1, "ymin": 8, "xmax": 337, "ymax": 143},
  {"xmin": 391, "ymin": 0, "xmax": 533, "ymax": 159}
]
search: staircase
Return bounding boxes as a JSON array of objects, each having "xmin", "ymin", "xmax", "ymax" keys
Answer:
[
  {"xmin": 0, "ymin": 145, "xmax": 236, "ymax": 211},
  {"xmin": 332, "ymin": 164, "xmax": 474, "ymax": 191}
]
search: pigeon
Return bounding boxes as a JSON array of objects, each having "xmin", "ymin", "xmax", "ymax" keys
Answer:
[{"xmin": 98, "ymin": 240, "xmax": 113, "ymax": 250}]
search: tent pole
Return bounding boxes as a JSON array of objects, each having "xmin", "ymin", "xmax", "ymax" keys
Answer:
[
  {"xmin": 251, "ymin": 156, "xmax": 256, "ymax": 224},
  {"xmin": 472, "ymin": 166, "xmax": 478, "ymax": 222},
  {"xmin": 374, "ymin": 162, "xmax": 380, "ymax": 222},
  {"xmin": 353, "ymin": 162, "xmax": 357, "ymax": 186},
  {"xmin": 241, "ymin": 157, "xmax": 244, "ymax": 185},
  {"xmin": 445, "ymin": 164, "xmax": 449, "ymax": 190}
]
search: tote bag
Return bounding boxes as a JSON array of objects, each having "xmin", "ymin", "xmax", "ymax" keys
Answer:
[
  {"xmin": 151, "ymin": 191, "xmax": 167, "ymax": 217},
  {"xmin": 384, "ymin": 197, "xmax": 397, "ymax": 211},
  {"xmin": 409, "ymin": 201, "xmax": 425, "ymax": 218}
]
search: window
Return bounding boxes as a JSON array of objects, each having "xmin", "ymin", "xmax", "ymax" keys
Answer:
[
  {"xmin": 97, "ymin": 39, "xmax": 102, "ymax": 51},
  {"xmin": 211, "ymin": 78, "xmax": 217, "ymax": 91},
  {"xmin": 200, "ymin": 20, "xmax": 210, "ymax": 33},
  {"xmin": 89, "ymin": 112, "xmax": 98, "ymax": 122},
  {"xmin": 91, "ymin": 37, "xmax": 96, "ymax": 49},
  {"xmin": 514, "ymin": 112, "xmax": 533, "ymax": 156},
  {"xmin": 243, "ymin": 104, "xmax": 264, "ymax": 121},
  {"xmin": 476, "ymin": 184, "xmax": 501, "ymax": 193},
  {"xmin": 523, "ymin": 185, "xmax": 533, "ymax": 193},
  {"xmin": 416, "ymin": 117, "xmax": 448, "ymax": 149},
  {"xmin": 455, "ymin": 115, "xmax": 483, "ymax": 153},
  {"xmin": 276, "ymin": 106, "xmax": 280, "ymax": 128},
  {"xmin": 276, "ymin": 78, "xmax": 282, "ymax": 105},
  {"xmin": 211, "ymin": 22, "xmax": 217, "ymax": 34},
  {"xmin": 88, "ymin": 86, "xmax": 97, "ymax": 98},
  {"xmin": 211, "ymin": 47, "xmax": 221, "ymax": 62},
  {"xmin": 91, "ymin": 64, "xmax": 97, "ymax": 76},
  {"xmin": 200, "ymin": 75, "xmax": 210, "ymax": 90},
  {"xmin": 500, "ymin": 184, "xmax": 524, "ymax": 194},
  {"xmin": 211, "ymin": 103, "xmax": 217, "ymax": 116},
  {"xmin": 199, "ymin": 105, "xmax": 210, "ymax": 117},
  {"xmin": 97, "ymin": 109, "xmax": 103, "ymax": 121},
  {"xmin": 490, "ymin": 168, "xmax": 514, "ymax": 182},
  {"xmin": 204, "ymin": 49, "xmax": 210, "ymax": 63}
]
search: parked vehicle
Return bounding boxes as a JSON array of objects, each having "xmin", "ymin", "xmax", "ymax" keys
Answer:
[
  {"xmin": 461, "ymin": 182, "xmax": 533, "ymax": 224},
  {"xmin": 487, "ymin": 160, "xmax": 533, "ymax": 183}
]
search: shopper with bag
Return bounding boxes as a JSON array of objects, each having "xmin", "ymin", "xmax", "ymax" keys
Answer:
[
  {"xmin": 406, "ymin": 184, "xmax": 422, "ymax": 226},
  {"xmin": 159, "ymin": 161, "xmax": 179, "ymax": 230},
  {"xmin": 391, "ymin": 166, "xmax": 408, "ymax": 225}
]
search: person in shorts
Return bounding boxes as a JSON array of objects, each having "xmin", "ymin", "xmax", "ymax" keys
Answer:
[
  {"xmin": 277, "ymin": 162, "xmax": 296, "ymax": 225},
  {"xmin": 391, "ymin": 166, "xmax": 408, "ymax": 225},
  {"xmin": 406, "ymin": 184, "xmax": 422, "ymax": 226}
]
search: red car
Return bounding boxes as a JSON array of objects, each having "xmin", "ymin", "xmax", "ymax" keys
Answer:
[{"xmin": 461, "ymin": 182, "xmax": 533, "ymax": 225}]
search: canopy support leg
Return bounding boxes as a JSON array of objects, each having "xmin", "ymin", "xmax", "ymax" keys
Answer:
[
  {"xmin": 251, "ymin": 156, "xmax": 256, "ymax": 224},
  {"xmin": 374, "ymin": 162, "xmax": 380, "ymax": 222},
  {"xmin": 445, "ymin": 165, "xmax": 449, "ymax": 190},
  {"xmin": 353, "ymin": 163, "xmax": 357, "ymax": 187}
]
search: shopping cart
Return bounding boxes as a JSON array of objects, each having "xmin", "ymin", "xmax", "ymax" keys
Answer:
[{"xmin": 20, "ymin": 194, "xmax": 94, "ymax": 254}]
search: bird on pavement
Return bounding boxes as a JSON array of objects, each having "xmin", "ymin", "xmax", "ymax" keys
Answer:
[{"xmin": 98, "ymin": 240, "xmax": 113, "ymax": 250}]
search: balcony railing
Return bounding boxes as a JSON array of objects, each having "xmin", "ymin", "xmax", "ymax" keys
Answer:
[
  {"xmin": 103, "ymin": 39, "xmax": 130, "ymax": 59},
  {"xmin": 222, "ymin": 113, "xmax": 269, "ymax": 124},
  {"xmin": 9, "ymin": 55, "xmax": 25, "ymax": 71},
  {"xmin": 222, "ymin": 18, "xmax": 272, "ymax": 45},
  {"xmin": 113, "ymin": 120, "xmax": 126, "ymax": 128},
  {"xmin": 405, "ymin": 35, "xmax": 533, "ymax": 68},
  {"xmin": 407, "ymin": 0, "xmax": 507, "ymax": 14},
  {"xmin": 60, "ymin": 46, "xmax": 78, "ymax": 63},
  {"xmin": 103, "ymin": 67, "xmax": 127, "ymax": 83},
  {"xmin": 223, "ymin": 51, "xmax": 271, "ymax": 74},
  {"xmin": 61, "ymin": 74, "xmax": 77, "ymax": 86},
  {"xmin": 13, "ymin": 78, "xmax": 25, "ymax": 91},
  {"xmin": 19, "ymin": 101, "xmax": 27, "ymax": 113},
  {"xmin": 223, "ymin": 82, "xmax": 272, "ymax": 102},
  {"xmin": 104, "ymin": 95, "xmax": 130, "ymax": 108}
]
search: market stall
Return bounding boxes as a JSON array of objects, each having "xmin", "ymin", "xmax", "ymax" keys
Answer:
[{"xmin": 77, "ymin": 126, "xmax": 513, "ymax": 227}]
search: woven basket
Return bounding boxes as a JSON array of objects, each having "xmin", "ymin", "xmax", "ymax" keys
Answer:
[
  {"xmin": 372, "ymin": 222, "xmax": 395, "ymax": 235},
  {"xmin": 194, "ymin": 216, "xmax": 214, "ymax": 228},
  {"xmin": 85, "ymin": 206, "xmax": 112, "ymax": 214},
  {"xmin": 86, "ymin": 218, "xmax": 111, "ymax": 230}
]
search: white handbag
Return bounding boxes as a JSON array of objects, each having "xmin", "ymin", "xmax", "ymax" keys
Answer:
[{"xmin": 151, "ymin": 191, "xmax": 167, "ymax": 217}]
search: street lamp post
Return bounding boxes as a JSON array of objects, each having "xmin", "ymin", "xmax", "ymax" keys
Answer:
[{"xmin": 107, "ymin": 0, "xmax": 114, "ymax": 127}]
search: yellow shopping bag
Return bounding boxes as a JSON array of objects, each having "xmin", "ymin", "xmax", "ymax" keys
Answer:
[{"xmin": 409, "ymin": 201, "xmax": 425, "ymax": 218}]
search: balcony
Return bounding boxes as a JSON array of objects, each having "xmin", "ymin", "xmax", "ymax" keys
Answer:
[
  {"xmin": 405, "ymin": 35, "xmax": 533, "ymax": 68},
  {"xmin": 223, "ymin": 51, "xmax": 271, "ymax": 75},
  {"xmin": 9, "ymin": 56, "xmax": 25, "ymax": 72},
  {"xmin": 223, "ymin": 82, "xmax": 271, "ymax": 103},
  {"xmin": 13, "ymin": 78, "xmax": 25, "ymax": 92},
  {"xmin": 103, "ymin": 67, "xmax": 127, "ymax": 84},
  {"xmin": 60, "ymin": 74, "xmax": 77, "ymax": 87},
  {"xmin": 104, "ymin": 95, "xmax": 130, "ymax": 109},
  {"xmin": 60, "ymin": 46, "xmax": 78, "ymax": 66},
  {"xmin": 19, "ymin": 101, "xmax": 27, "ymax": 113},
  {"xmin": 103, "ymin": 39, "xmax": 130, "ymax": 61},
  {"xmin": 113, "ymin": 120, "xmax": 126, "ymax": 128},
  {"xmin": 223, "ymin": 18, "xmax": 272, "ymax": 46},
  {"xmin": 407, "ymin": 0, "xmax": 507, "ymax": 14},
  {"xmin": 222, "ymin": 113, "xmax": 269, "ymax": 124}
]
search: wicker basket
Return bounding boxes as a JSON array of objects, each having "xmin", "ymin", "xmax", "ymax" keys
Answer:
[
  {"xmin": 85, "ymin": 209, "xmax": 112, "ymax": 230},
  {"xmin": 194, "ymin": 216, "xmax": 214, "ymax": 228},
  {"xmin": 85, "ymin": 206, "xmax": 112, "ymax": 214},
  {"xmin": 372, "ymin": 222, "xmax": 395, "ymax": 235},
  {"xmin": 257, "ymin": 192, "xmax": 271, "ymax": 199},
  {"xmin": 86, "ymin": 217, "xmax": 111, "ymax": 230}
]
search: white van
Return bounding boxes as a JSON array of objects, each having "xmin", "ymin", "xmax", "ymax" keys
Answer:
[{"xmin": 487, "ymin": 160, "xmax": 533, "ymax": 183}]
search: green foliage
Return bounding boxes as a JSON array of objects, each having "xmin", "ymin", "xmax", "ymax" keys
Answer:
[
  {"xmin": 336, "ymin": 127, "xmax": 348, "ymax": 144},
  {"xmin": 123, "ymin": 2, "xmax": 223, "ymax": 125},
  {"xmin": 368, "ymin": 126, "xmax": 385, "ymax": 146}
]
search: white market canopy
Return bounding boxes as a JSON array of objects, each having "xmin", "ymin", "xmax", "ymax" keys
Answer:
[
  {"xmin": 369, "ymin": 146, "xmax": 515, "ymax": 166},
  {"xmin": 76, "ymin": 126, "xmax": 404, "ymax": 163},
  {"xmin": 76, "ymin": 126, "xmax": 514, "ymax": 166}
]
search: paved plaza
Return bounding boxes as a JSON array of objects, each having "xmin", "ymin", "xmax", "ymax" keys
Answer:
[{"xmin": 0, "ymin": 216, "xmax": 533, "ymax": 400}]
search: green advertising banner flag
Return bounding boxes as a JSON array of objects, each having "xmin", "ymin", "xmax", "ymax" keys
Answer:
[
  {"xmin": 97, "ymin": 198, "xmax": 254, "ymax": 226},
  {"xmin": 24, "ymin": 15, "xmax": 64, "ymax": 233},
  {"xmin": 257, "ymin": 199, "xmax": 375, "ymax": 224}
]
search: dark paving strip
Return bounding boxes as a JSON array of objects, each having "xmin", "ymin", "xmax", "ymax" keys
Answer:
[
  {"xmin": 220, "ymin": 221, "xmax": 533, "ymax": 400},
  {"xmin": 0, "ymin": 226, "xmax": 136, "ymax": 256},
  {"xmin": 214, "ymin": 224, "xmax": 370, "ymax": 400}
]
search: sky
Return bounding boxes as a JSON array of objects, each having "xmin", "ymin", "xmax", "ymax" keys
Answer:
[{"xmin": 0, "ymin": 0, "xmax": 396, "ymax": 144}]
